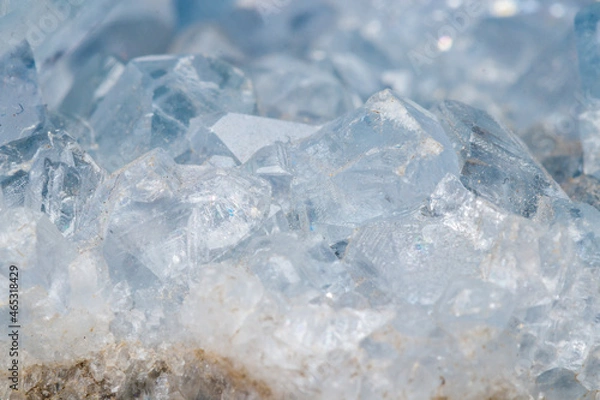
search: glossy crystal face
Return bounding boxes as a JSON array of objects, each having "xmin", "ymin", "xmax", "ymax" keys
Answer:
[{"xmin": 1, "ymin": 1, "xmax": 600, "ymax": 399}]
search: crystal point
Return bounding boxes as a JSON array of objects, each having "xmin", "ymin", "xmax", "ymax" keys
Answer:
[
  {"xmin": 289, "ymin": 89, "xmax": 459, "ymax": 240},
  {"xmin": 433, "ymin": 100, "xmax": 566, "ymax": 218}
]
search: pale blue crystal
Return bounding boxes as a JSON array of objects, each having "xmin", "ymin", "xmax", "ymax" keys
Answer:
[
  {"xmin": 326, "ymin": 52, "xmax": 381, "ymax": 101},
  {"xmin": 243, "ymin": 142, "xmax": 295, "ymax": 213},
  {"xmin": 32, "ymin": 0, "xmax": 175, "ymax": 111},
  {"xmin": 222, "ymin": 0, "xmax": 335, "ymax": 58},
  {"xmin": 175, "ymin": 0, "xmax": 234, "ymax": 29},
  {"xmin": 434, "ymin": 277, "xmax": 515, "ymax": 336},
  {"xmin": 84, "ymin": 54, "xmax": 256, "ymax": 171},
  {"xmin": 237, "ymin": 233, "xmax": 353, "ymax": 299},
  {"xmin": 344, "ymin": 174, "xmax": 489, "ymax": 306},
  {"xmin": 211, "ymin": 113, "xmax": 318, "ymax": 163},
  {"xmin": 535, "ymin": 368, "xmax": 588, "ymax": 400},
  {"xmin": 0, "ymin": 41, "xmax": 45, "ymax": 145},
  {"xmin": 0, "ymin": 208, "xmax": 76, "ymax": 342},
  {"xmin": 247, "ymin": 54, "xmax": 360, "ymax": 123},
  {"xmin": 0, "ymin": 129, "xmax": 104, "ymax": 235},
  {"xmin": 169, "ymin": 24, "xmax": 244, "ymax": 65},
  {"xmin": 579, "ymin": 108, "xmax": 600, "ymax": 180},
  {"xmin": 576, "ymin": 3, "xmax": 600, "ymax": 99},
  {"xmin": 505, "ymin": 31, "xmax": 580, "ymax": 134},
  {"xmin": 288, "ymin": 89, "xmax": 459, "ymax": 241},
  {"xmin": 433, "ymin": 100, "xmax": 566, "ymax": 218},
  {"xmin": 5, "ymin": 1, "xmax": 600, "ymax": 399},
  {"xmin": 77, "ymin": 149, "xmax": 271, "ymax": 286}
]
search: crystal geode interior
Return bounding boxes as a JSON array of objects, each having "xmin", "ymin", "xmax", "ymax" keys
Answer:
[{"xmin": 3, "ymin": 1, "xmax": 600, "ymax": 399}]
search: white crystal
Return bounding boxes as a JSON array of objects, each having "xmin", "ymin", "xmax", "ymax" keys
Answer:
[
  {"xmin": 207, "ymin": 113, "xmax": 318, "ymax": 163},
  {"xmin": 78, "ymin": 149, "xmax": 271, "ymax": 283},
  {"xmin": 288, "ymin": 89, "xmax": 459, "ymax": 241}
]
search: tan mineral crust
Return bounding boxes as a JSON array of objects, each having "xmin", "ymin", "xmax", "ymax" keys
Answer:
[
  {"xmin": 1, "ymin": 342, "xmax": 541, "ymax": 400},
  {"xmin": 7, "ymin": 343, "xmax": 271, "ymax": 400}
]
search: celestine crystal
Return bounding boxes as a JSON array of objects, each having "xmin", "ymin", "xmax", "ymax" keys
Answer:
[{"xmin": 3, "ymin": 1, "xmax": 600, "ymax": 399}]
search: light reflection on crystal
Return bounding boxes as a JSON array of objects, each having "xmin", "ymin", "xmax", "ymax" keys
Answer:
[{"xmin": 2, "ymin": 1, "xmax": 600, "ymax": 399}]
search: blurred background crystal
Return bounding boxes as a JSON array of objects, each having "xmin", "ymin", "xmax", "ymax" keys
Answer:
[{"xmin": 3, "ymin": 0, "xmax": 600, "ymax": 399}]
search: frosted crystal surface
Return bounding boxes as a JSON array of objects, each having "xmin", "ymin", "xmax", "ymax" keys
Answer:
[
  {"xmin": 207, "ymin": 113, "xmax": 318, "ymax": 164},
  {"xmin": 3, "ymin": 1, "xmax": 600, "ymax": 400}
]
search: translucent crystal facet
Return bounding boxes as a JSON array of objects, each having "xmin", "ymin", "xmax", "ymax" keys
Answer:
[
  {"xmin": 288, "ymin": 89, "xmax": 459, "ymax": 240},
  {"xmin": 433, "ymin": 100, "xmax": 566, "ymax": 218},
  {"xmin": 0, "ymin": 129, "xmax": 104, "ymax": 235},
  {"xmin": 204, "ymin": 112, "xmax": 318, "ymax": 164},
  {"xmin": 0, "ymin": 41, "xmax": 45, "ymax": 145},
  {"xmin": 84, "ymin": 54, "xmax": 256, "ymax": 171},
  {"xmin": 78, "ymin": 149, "xmax": 271, "ymax": 285}
]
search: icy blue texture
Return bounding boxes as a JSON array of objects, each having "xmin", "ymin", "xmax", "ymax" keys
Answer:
[
  {"xmin": 3, "ymin": 1, "xmax": 600, "ymax": 400},
  {"xmin": 576, "ymin": 3, "xmax": 600, "ymax": 99},
  {"xmin": 247, "ymin": 54, "xmax": 360, "ymax": 123},
  {"xmin": 286, "ymin": 90, "xmax": 459, "ymax": 242},
  {"xmin": 84, "ymin": 54, "xmax": 256, "ymax": 171},
  {"xmin": 433, "ymin": 100, "xmax": 566, "ymax": 218},
  {"xmin": 0, "ymin": 41, "xmax": 45, "ymax": 145},
  {"xmin": 0, "ymin": 129, "xmax": 104, "ymax": 235}
]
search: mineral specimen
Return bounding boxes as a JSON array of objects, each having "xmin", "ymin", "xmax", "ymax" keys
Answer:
[{"xmin": 2, "ymin": 1, "xmax": 600, "ymax": 400}]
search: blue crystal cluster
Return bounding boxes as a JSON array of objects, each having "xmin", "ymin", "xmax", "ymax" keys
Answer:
[{"xmin": 3, "ymin": 1, "xmax": 600, "ymax": 399}]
